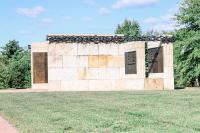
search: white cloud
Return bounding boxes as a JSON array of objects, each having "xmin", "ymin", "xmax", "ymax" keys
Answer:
[
  {"xmin": 83, "ymin": 16, "xmax": 93, "ymax": 22},
  {"xmin": 98, "ymin": 8, "xmax": 110, "ymax": 16},
  {"xmin": 152, "ymin": 23, "xmax": 176, "ymax": 32},
  {"xmin": 42, "ymin": 18, "xmax": 53, "ymax": 24},
  {"xmin": 143, "ymin": 6, "xmax": 178, "ymax": 32},
  {"xmin": 112, "ymin": 0, "xmax": 159, "ymax": 9},
  {"xmin": 17, "ymin": 6, "xmax": 45, "ymax": 18}
]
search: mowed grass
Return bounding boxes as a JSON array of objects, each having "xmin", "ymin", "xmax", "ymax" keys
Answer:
[{"xmin": 0, "ymin": 90, "xmax": 200, "ymax": 133}]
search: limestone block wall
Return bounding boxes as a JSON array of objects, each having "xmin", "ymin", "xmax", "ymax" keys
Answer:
[
  {"xmin": 47, "ymin": 42, "xmax": 145, "ymax": 91},
  {"xmin": 31, "ymin": 41, "xmax": 174, "ymax": 91},
  {"xmin": 144, "ymin": 42, "xmax": 174, "ymax": 90}
]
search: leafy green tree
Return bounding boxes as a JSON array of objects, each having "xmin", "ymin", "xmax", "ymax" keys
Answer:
[
  {"xmin": 115, "ymin": 19, "xmax": 141, "ymax": 38},
  {"xmin": 1, "ymin": 40, "xmax": 23, "ymax": 61},
  {"xmin": 174, "ymin": 0, "xmax": 200, "ymax": 87},
  {"xmin": 0, "ymin": 40, "xmax": 31, "ymax": 89}
]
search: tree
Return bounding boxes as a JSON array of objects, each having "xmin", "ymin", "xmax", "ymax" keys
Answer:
[
  {"xmin": 0, "ymin": 40, "xmax": 31, "ymax": 89},
  {"xmin": 115, "ymin": 19, "xmax": 141, "ymax": 38},
  {"xmin": 174, "ymin": 0, "xmax": 200, "ymax": 87},
  {"xmin": 1, "ymin": 40, "xmax": 23, "ymax": 60}
]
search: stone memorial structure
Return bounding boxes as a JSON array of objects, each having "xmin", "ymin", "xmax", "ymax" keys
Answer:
[{"xmin": 31, "ymin": 34, "xmax": 174, "ymax": 91}]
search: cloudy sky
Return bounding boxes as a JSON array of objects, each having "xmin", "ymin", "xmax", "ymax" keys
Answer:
[{"xmin": 0, "ymin": 0, "xmax": 180, "ymax": 46}]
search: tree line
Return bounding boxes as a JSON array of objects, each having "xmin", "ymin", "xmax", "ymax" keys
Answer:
[
  {"xmin": 0, "ymin": 40, "xmax": 31, "ymax": 89},
  {"xmin": 0, "ymin": 0, "xmax": 199, "ymax": 89}
]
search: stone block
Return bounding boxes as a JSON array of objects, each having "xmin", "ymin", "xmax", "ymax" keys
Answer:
[
  {"xmin": 107, "ymin": 56, "xmax": 124, "ymax": 68},
  {"xmin": 77, "ymin": 56, "xmax": 88, "ymax": 67},
  {"xmin": 62, "ymin": 68, "xmax": 78, "ymax": 80},
  {"xmin": 63, "ymin": 56, "xmax": 78, "ymax": 67},
  {"xmin": 77, "ymin": 67, "xmax": 88, "ymax": 80},
  {"xmin": 87, "ymin": 68, "xmax": 99, "ymax": 80},
  {"xmin": 148, "ymin": 73, "xmax": 164, "ymax": 78},
  {"xmin": 88, "ymin": 44, "xmax": 99, "ymax": 55},
  {"xmin": 61, "ymin": 80, "xmax": 89, "ymax": 91},
  {"xmin": 164, "ymin": 43, "xmax": 173, "ymax": 55},
  {"xmin": 137, "ymin": 47, "xmax": 145, "ymax": 59},
  {"xmin": 54, "ymin": 43, "xmax": 78, "ymax": 56},
  {"xmin": 144, "ymin": 79, "xmax": 164, "ymax": 90},
  {"xmin": 62, "ymin": 43, "xmax": 78, "ymax": 56},
  {"xmin": 32, "ymin": 84, "xmax": 49, "ymax": 89},
  {"xmin": 164, "ymin": 67, "xmax": 174, "ymax": 78},
  {"xmin": 88, "ymin": 56, "xmax": 99, "ymax": 68},
  {"xmin": 48, "ymin": 55, "xmax": 63, "ymax": 68},
  {"xmin": 164, "ymin": 55, "xmax": 174, "ymax": 67},
  {"xmin": 49, "ymin": 68, "xmax": 77, "ymax": 81},
  {"xmin": 48, "ymin": 80, "xmax": 61, "ymax": 91},
  {"xmin": 48, "ymin": 68, "xmax": 63, "ymax": 80},
  {"xmin": 55, "ymin": 44, "xmax": 65, "ymax": 56},
  {"xmin": 31, "ymin": 42, "xmax": 48, "ymax": 52},
  {"xmin": 78, "ymin": 44, "xmax": 98, "ymax": 55},
  {"xmin": 147, "ymin": 41, "xmax": 160, "ymax": 49},
  {"xmin": 48, "ymin": 43, "xmax": 56, "ymax": 56},
  {"xmin": 99, "ymin": 56, "xmax": 111, "ymax": 68},
  {"xmin": 164, "ymin": 78, "xmax": 174, "ymax": 90},
  {"xmin": 98, "ymin": 68, "xmax": 120, "ymax": 80},
  {"xmin": 119, "ymin": 42, "xmax": 136, "ymax": 55},
  {"xmin": 89, "ymin": 80, "xmax": 112, "ymax": 91},
  {"xmin": 124, "ymin": 79, "xmax": 144, "ymax": 90},
  {"xmin": 99, "ymin": 43, "xmax": 119, "ymax": 55},
  {"xmin": 111, "ymin": 80, "xmax": 125, "ymax": 90},
  {"xmin": 120, "ymin": 68, "xmax": 144, "ymax": 79}
]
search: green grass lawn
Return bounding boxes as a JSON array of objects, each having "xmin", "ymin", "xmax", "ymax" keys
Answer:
[{"xmin": 0, "ymin": 90, "xmax": 200, "ymax": 133}]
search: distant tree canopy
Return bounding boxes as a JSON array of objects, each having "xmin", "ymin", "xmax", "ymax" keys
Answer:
[
  {"xmin": 143, "ymin": 30, "xmax": 162, "ymax": 36},
  {"xmin": 115, "ymin": 19, "xmax": 141, "ymax": 38},
  {"xmin": 174, "ymin": 0, "xmax": 200, "ymax": 87},
  {"xmin": 0, "ymin": 40, "xmax": 31, "ymax": 89}
]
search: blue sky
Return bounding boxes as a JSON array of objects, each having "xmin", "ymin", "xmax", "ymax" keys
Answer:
[{"xmin": 0, "ymin": 0, "xmax": 180, "ymax": 47}]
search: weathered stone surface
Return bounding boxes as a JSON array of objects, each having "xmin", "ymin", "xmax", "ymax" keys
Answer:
[
  {"xmin": 147, "ymin": 41, "xmax": 161, "ymax": 49},
  {"xmin": 77, "ymin": 67, "xmax": 88, "ymax": 80},
  {"xmin": 99, "ymin": 43, "xmax": 119, "ymax": 55},
  {"xmin": 61, "ymin": 80, "xmax": 89, "ymax": 91},
  {"xmin": 49, "ymin": 68, "xmax": 77, "ymax": 80},
  {"xmin": 87, "ymin": 68, "xmax": 99, "ymax": 80},
  {"xmin": 32, "ymin": 42, "xmax": 48, "ymax": 52},
  {"xmin": 78, "ymin": 44, "xmax": 98, "ymax": 55},
  {"xmin": 119, "ymin": 42, "xmax": 136, "ymax": 55},
  {"xmin": 32, "ymin": 41, "xmax": 174, "ymax": 91},
  {"xmin": 124, "ymin": 79, "xmax": 144, "ymax": 90},
  {"xmin": 164, "ymin": 67, "xmax": 174, "ymax": 78},
  {"xmin": 77, "ymin": 56, "xmax": 88, "ymax": 67},
  {"xmin": 99, "ymin": 56, "xmax": 112, "ymax": 68},
  {"xmin": 48, "ymin": 43, "xmax": 56, "ymax": 56},
  {"xmin": 164, "ymin": 78, "xmax": 174, "ymax": 90},
  {"xmin": 98, "ymin": 68, "xmax": 120, "ymax": 80},
  {"xmin": 32, "ymin": 84, "xmax": 49, "ymax": 89},
  {"xmin": 48, "ymin": 55, "xmax": 63, "ymax": 68},
  {"xmin": 144, "ymin": 79, "xmax": 164, "ymax": 90},
  {"xmin": 48, "ymin": 80, "xmax": 61, "ymax": 91},
  {"xmin": 89, "ymin": 80, "xmax": 112, "ymax": 91},
  {"xmin": 88, "ymin": 56, "xmax": 99, "ymax": 68},
  {"xmin": 63, "ymin": 56, "xmax": 78, "ymax": 67},
  {"xmin": 62, "ymin": 43, "xmax": 78, "ymax": 56},
  {"xmin": 164, "ymin": 55, "xmax": 174, "ymax": 67},
  {"xmin": 107, "ymin": 56, "xmax": 124, "ymax": 68},
  {"xmin": 148, "ymin": 73, "xmax": 164, "ymax": 78}
]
